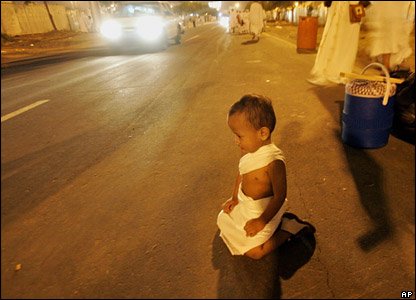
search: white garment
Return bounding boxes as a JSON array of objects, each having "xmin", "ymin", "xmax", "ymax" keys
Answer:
[
  {"xmin": 229, "ymin": 10, "xmax": 238, "ymax": 32},
  {"xmin": 241, "ymin": 11, "xmax": 250, "ymax": 34},
  {"xmin": 217, "ymin": 144, "xmax": 287, "ymax": 255},
  {"xmin": 309, "ymin": 1, "xmax": 360, "ymax": 84},
  {"xmin": 249, "ymin": 2, "xmax": 265, "ymax": 36},
  {"xmin": 239, "ymin": 143, "xmax": 285, "ymax": 175},
  {"xmin": 363, "ymin": 1, "xmax": 414, "ymax": 68}
]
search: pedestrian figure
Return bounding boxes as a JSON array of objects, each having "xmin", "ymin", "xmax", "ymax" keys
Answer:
[
  {"xmin": 241, "ymin": 9, "xmax": 250, "ymax": 34},
  {"xmin": 363, "ymin": 1, "xmax": 414, "ymax": 73},
  {"xmin": 249, "ymin": 1, "xmax": 266, "ymax": 41},
  {"xmin": 229, "ymin": 9, "xmax": 238, "ymax": 34},
  {"xmin": 236, "ymin": 11, "xmax": 244, "ymax": 34},
  {"xmin": 307, "ymin": 1, "xmax": 366, "ymax": 86},
  {"xmin": 217, "ymin": 94, "xmax": 315, "ymax": 260}
]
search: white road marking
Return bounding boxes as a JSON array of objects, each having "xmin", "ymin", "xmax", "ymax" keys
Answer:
[
  {"xmin": 246, "ymin": 60, "xmax": 262, "ymax": 63},
  {"xmin": 184, "ymin": 35, "xmax": 200, "ymax": 42},
  {"xmin": 1, "ymin": 99, "xmax": 50, "ymax": 123}
]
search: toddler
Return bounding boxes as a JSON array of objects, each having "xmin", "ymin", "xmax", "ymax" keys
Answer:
[{"xmin": 217, "ymin": 94, "xmax": 315, "ymax": 260}]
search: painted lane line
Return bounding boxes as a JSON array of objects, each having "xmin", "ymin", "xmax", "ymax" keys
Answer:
[
  {"xmin": 184, "ymin": 35, "xmax": 200, "ymax": 42},
  {"xmin": 1, "ymin": 99, "xmax": 50, "ymax": 123}
]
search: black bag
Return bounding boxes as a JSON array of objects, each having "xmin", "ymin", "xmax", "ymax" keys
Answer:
[{"xmin": 392, "ymin": 72, "xmax": 415, "ymax": 144}]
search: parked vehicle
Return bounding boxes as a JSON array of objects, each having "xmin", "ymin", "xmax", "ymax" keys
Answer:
[{"xmin": 100, "ymin": 1, "xmax": 183, "ymax": 51}]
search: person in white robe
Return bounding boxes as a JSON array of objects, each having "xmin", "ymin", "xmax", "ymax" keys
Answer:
[
  {"xmin": 307, "ymin": 1, "xmax": 361, "ymax": 86},
  {"xmin": 249, "ymin": 1, "xmax": 266, "ymax": 41},
  {"xmin": 241, "ymin": 10, "xmax": 250, "ymax": 34},
  {"xmin": 363, "ymin": 1, "xmax": 414, "ymax": 72},
  {"xmin": 217, "ymin": 94, "xmax": 315, "ymax": 259},
  {"xmin": 229, "ymin": 9, "xmax": 238, "ymax": 34}
]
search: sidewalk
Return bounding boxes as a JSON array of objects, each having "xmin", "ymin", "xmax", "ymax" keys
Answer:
[{"xmin": 1, "ymin": 30, "xmax": 105, "ymax": 67}]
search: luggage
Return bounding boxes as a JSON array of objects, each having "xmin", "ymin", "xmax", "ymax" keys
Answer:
[{"xmin": 391, "ymin": 72, "xmax": 415, "ymax": 144}]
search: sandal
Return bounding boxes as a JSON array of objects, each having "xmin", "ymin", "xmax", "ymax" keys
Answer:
[{"xmin": 280, "ymin": 212, "xmax": 316, "ymax": 235}]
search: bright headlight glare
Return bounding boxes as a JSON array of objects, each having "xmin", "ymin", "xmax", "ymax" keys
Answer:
[
  {"xmin": 100, "ymin": 20, "xmax": 122, "ymax": 39},
  {"xmin": 136, "ymin": 16, "xmax": 164, "ymax": 41},
  {"xmin": 220, "ymin": 16, "xmax": 229, "ymax": 28}
]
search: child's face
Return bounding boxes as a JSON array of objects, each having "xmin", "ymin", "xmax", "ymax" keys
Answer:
[{"xmin": 228, "ymin": 112, "xmax": 265, "ymax": 154}]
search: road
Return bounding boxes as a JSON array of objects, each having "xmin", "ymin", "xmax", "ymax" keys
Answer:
[{"xmin": 1, "ymin": 23, "xmax": 415, "ymax": 298}]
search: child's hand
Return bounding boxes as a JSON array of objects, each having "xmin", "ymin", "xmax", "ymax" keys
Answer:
[
  {"xmin": 244, "ymin": 218, "xmax": 266, "ymax": 237},
  {"xmin": 222, "ymin": 198, "xmax": 238, "ymax": 214}
]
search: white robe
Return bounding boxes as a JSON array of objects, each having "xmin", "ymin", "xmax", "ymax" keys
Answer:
[
  {"xmin": 217, "ymin": 144, "xmax": 288, "ymax": 255},
  {"xmin": 229, "ymin": 10, "xmax": 238, "ymax": 32},
  {"xmin": 310, "ymin": 1, "xmax": 360, "ymax": 84},
  {"xmin": 363, "ymin": 1, "xmax": 414, "ymax": 68},
  {"xmin": 249, "ymin": 2, "xmax": 265, "ymax": 36}
]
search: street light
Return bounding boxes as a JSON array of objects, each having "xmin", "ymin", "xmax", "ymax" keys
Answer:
[{"xmin": 208, "ymin": 1, "xmax": 221, "ymax": 11}]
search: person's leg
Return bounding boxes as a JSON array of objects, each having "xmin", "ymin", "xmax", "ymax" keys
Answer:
[
  {"xmin": 244, "ymin": 229, "xmax": 292, "ymax": 260},
  {"xmin": 244, "ymin": 213, "xmax": 316, "ymax": 260},
  {"xmin": 382, "ymin": 53, "xmax": 391, "ymax": 71}
]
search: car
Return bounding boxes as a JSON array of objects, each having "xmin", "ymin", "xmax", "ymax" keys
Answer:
[
  {"xmin": 218, "ymin": 13, "xmax": 230, "ymax": 30},
  {"xmin": 100, "ymin": 1, "xmax": 183, "ymax": 51}
]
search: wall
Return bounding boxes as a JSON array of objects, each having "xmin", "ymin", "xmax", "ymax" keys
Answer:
[{"xmin": 1, "ymin": 1, "xmax": 93, "ymax": 36}]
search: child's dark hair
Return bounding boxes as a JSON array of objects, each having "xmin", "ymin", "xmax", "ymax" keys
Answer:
[{"xmin": 228, "ymin": 94, "xmax": 276, "ymax": 132}]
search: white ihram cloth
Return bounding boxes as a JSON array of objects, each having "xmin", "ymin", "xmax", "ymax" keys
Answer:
[
  {"xmin": 309, "ymin": 1, "xmax": 360, "ymax": 84},
  {"xmin": 249, "ymin": 2, "xmax": 265, "ymax": 36},
  {"xmin": 217, "ymin": 144, "xmax": 288, "ymax": 255},
  {"xmin": 364, "ymin": 1, "xmax": 414, "ymax": 68}
]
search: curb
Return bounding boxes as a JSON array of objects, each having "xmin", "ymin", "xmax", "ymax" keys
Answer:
[{"xmin": 1, "ymin": 47, "xmax": 106, "ymax": 69}]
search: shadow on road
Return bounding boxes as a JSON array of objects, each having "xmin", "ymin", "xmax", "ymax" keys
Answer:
[
  {"xmin": 340, "ymin": 138, "xmax": 394, "ymax": 251},
  {"xmin": 310, "ymin": 85, "xmax": 394, "ymax": 252},
  {"xmin": 211, "ymin": 229, "xmax": 316, "ymax": 299},
  {"xmin": 241, "ymin": 39, "xmax": 259, "ymax": 45}
]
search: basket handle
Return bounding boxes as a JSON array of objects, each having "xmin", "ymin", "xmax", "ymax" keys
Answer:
[{"xmin": 360, "ymin": 63, "xmax": 392, "ymax": 106}]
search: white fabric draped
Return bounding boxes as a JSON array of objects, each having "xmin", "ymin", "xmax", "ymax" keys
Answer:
[
  {"xmin": 310, "ymin": 1, "xmax": 360, "ymax": 84},
  {"xmin": 249, "ymin": 2, "xmax": 265, "ymax": 36},
  {"xmin": 363, "ymin": 1, "xmax": 414, "ymax": 68},
  {"xmin": 217, "ymin": 143, "xmax": 287, "ymax": 255},
  {"xmin": 239, "ymin": 143, "xmax": 285, "ymax": 175}
]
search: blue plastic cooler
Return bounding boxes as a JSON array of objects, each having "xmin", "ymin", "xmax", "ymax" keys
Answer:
[{"xmin": 341, "ymin": 63, "xmax": 396, "ymax": 149}]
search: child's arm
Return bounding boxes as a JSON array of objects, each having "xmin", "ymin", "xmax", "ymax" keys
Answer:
[
  {"xmin": 222, "ymin": 172, "xmax": 242, "ymax": 213},
  {"xmin": 244, "ymin": 160, "xmax": 287, "ymax": 236}
]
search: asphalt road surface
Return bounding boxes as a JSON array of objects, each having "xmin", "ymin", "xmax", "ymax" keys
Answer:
[{"xmin": 1, "ymin": 23, "xmax": 414, "ymax": 298}]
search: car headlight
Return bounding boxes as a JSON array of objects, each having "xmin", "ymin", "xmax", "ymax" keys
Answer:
[
  {"xmin": 100, "ymin": 20, "xmax": 122, "ymax": 40},
  {"xmin": 136, "ymin": 16, "xmax": 164, "ymax": 41},
  {"xmin": 220, "ymin": 16, "xmax": 229, "ymax": 28}
]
